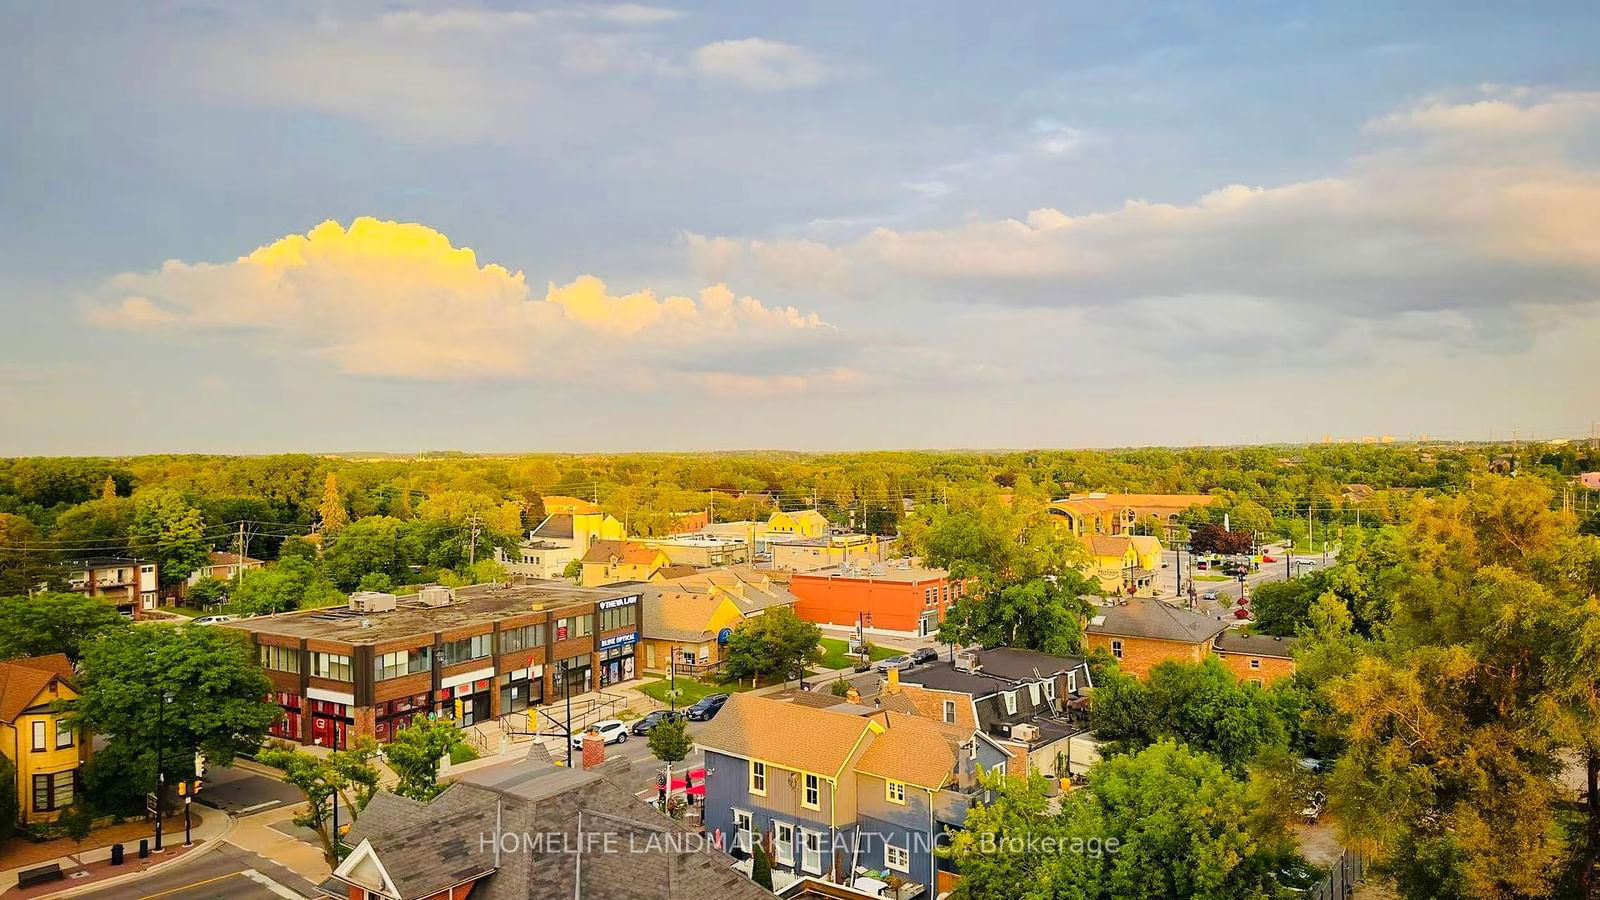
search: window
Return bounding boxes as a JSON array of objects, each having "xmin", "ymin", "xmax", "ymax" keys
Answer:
[
  {"xmin": 924, "ymin": 588, "xmax": 934, "ymax": 606},
  {"xmin": 1027, "ymin": 682, "xmax": 1042, "ymax": 706},
  {"xmin": 31, "ymin": 721, "xmax": 46, "ymax": 751},
  {"xmin": 885, "ymin": 780, "xmax": 906, "ymax": 804},
  {"xmin": 31, "ymin": 770, "xmax": 74, "ymax": 812},
  {"xmin": 802, "ymin": 773, "xmax": 820, "ymax": 809},
  {"xmin": 774, "ymin": 822, "xmax": 795, "ymax": 866},
  {"xmin": 732, "ymin": 809, "xmax": 754, "ymax": 854},
  {"xmin": 500, "ymin": 623, "xmax": 544, "ymax": 653},
  {"xmin": 1002, "ymin": 691, "xmax": 1017, "ymax": 715},
  {"xmin": 375, "ymin": 647, "xmax": 432, "ymax": 680},
  {"xmin": 310, "ymin": 652, "xmax": 352, "ymax": 681},
  {"xmin": 442, "ymin": 634, "xmax": 492, "ymax": 665},
  {"xmin": 942, "ymin": 700, "xmax": 956, "ymax": 724},
  {"xmin": 574, "ymin": 614, "xmax": 594, "ymax": 637},
  {"xmin": 259, "ymin": 644, "xmax": 301, "ymax": 674},
  {"xmin": 749, "ymin": 761, "xmax": 767, "ymax": 796},
  {"xmin": 885, "ymin": 842, "xmax": 909, "ymax": 873},
  {"xmin": 1111, "ymin": 639, "xmax": 1123, "ymax": 659},
  {"xmin": 968, "ymin": 740, "xmax": 977, "ymax": 761},
  {"xmin": 1067, "ymin": 672, "xmax": 1077, "ymax": 694},
  {"xmin": 598, "ymin": 604, "xmax": 636, "ymax": 632},
  {"xmin": 801, "ymin": 829, "xmax": 823, "ymax": 874},
  {"xmin": 1249, "ymin": 658, "xmax": 1261, "ymax": 669},
  {"xmin": 1043, "ymin": 679, "xmax": 1056, "ymax": 701},
  {"xmin": 55, "ymin": 721, "xmax": 73, "ymax": 749}
]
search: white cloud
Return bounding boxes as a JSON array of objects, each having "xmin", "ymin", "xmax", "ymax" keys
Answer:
[
  {"xmin": 85, "ymin": 218, "xmax": 832, "ymax": 384},
  {"xmin": 1365, "ymin": 89, "xmax": 1600, "ymax": 136},
  {"xmin": 692, "ymin": 38, "xmax": 829, "ymax": 90}
]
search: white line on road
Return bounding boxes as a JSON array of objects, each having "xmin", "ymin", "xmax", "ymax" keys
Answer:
[
  {"xmin": 242, "ymin": 868, "xmax": 304, "ymax": 899},
  {"xmin": 238, "ymin": 801, "xmax": 281, "ymax": 813}
]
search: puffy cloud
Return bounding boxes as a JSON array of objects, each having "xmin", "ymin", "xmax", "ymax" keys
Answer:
[
  {"xmin": 85, "ymin": 218, "xmax": 831, "ymax": 383},
  {"xmin": 695, "ymin": 88, "xmax": 1600, "ymax": 346},
  {"xmin": 692, "ymin": 38, "xmax": 829, "ymax": 90}
]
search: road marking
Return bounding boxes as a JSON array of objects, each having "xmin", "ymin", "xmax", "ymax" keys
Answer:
[
  {"xmin": 242, "ymin": 868, "xmax": 304, "ymax": 899},
  {"xmin": 238, "ymin": 800, "xmax": 281, "ymax": 813},
  {"xmin": 137, "ymin": 871, "xmax": 245, "ymax": 898}
]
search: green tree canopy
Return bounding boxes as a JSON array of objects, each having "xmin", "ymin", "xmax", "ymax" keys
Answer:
[
  {"xmin": 0, "ymin": 591, "xmax": 128, "ymax": 662},
  {"xmin": 129, "ymin": 488, "xmax": 211, "ymax": 586},
  {"xmin": 723, "ymin": 605, "xmax": 823, "ymax": 686},
  {"xmin": 385, "ymin": 717, "xmax": 466, "ymax": 801},
  {"xmin": 1089, "ymin": 657, "xmax": 1289, "ymax": 773}
]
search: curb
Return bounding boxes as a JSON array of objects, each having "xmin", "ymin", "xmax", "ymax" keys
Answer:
[{"xmin": 34, "ymin": 813, "xmax": 239, "ymax": 899}]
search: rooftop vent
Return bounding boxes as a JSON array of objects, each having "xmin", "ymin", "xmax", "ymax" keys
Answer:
[
  {"xmin": 416, "ymin": 585, "xmax": 454, "ymax": 608},
  {"xmin": 954, "ymin": 651, "xmax": 980, "ymax": 673},
  {"xmin": 348, "ymin": 591, "xmax": 397, "ymax": 613}
]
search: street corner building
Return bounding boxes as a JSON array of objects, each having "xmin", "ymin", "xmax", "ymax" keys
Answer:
[{"xmin": 224, "ymin": 581, "xmax": 642, "ymax": 749}]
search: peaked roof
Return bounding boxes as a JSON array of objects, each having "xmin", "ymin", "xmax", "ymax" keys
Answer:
[
  {"xmin": 0, "ymin": 654, "xmax": 74, "ymax": 723},
  {"xmin": 642, "ymin": 591, "xmax": 734, "ymax": 642},
  {"xmin": 530, "ymin": 514, "xmax": 575, "ymax": 541},
  {"xmin": 542, "ymin": 495, "xmax": 601, "ymax": 515},
  {"xmin": 581, "ymin": 539, "xmax": 665, "ymax": 566},
  {"xmin": 1086, "ymin": 597, "xmax": 1230, "ymax": 644},
  {"xmin": 1086, "ymin": 535, "xmax": 1134, "ymax": 558},
  {"xmin": 207, "ymin": 551, "xmax": 263, "ymax": 566},
  {"xmin": 771, "ymin": 509, "xmax": 830, "ymax": 529},
  {"xmin": 653, "ymin": 566, "xmax": 798, "ymax": 615},
  {"xmin": 697, "ymin": 693, "xmax": 874, "ymax": 778},
  {"xmin": 853, "ymin": 711, "xmax": 957, "ymax": 790}
]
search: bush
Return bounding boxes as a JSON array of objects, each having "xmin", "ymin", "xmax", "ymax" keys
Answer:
[
  {"xmin": 752, "ymin": 839, "xmax": 774, "ymax": 889},
  {"xmin": 59, "ymin": 802, "xmax": 95, "ymax": 843},
  {"xmin": 449, "ymin": 743, "xmax": 479, "ymax": 765},
  {"xmin": 830, "ymin": 678, "xmax": 852, "ymax": 697}
]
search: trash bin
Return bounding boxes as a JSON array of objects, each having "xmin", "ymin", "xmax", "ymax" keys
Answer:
[
  {"xmin": 139, "ymin": 839, "xmax": 149, "ymax": 859},
  {"xmin": 110, "ymin": 843, "xmax": 124, "ymax": 865}
]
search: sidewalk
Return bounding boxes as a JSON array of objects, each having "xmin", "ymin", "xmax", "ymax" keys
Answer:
[
  {"xmin": 0, "ymin": 806, "xmax": 233, "ymax": 899},
  {"xmin": 222, "ymin": 803, "xmax": 331, "ymax": 887}
]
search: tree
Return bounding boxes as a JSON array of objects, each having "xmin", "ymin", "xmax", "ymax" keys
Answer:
[
  {"xmin": 0, "ymin": 513, "xmax": 56, "ymax": 597},
  {"xmin": 319, "ymin": 472, "xmax": 348, "ymax": 535},
  {"xmin": 66, "ymin": 625, "xmax": 279, "ymax": 790},
  {"xmin": 385, "ymin": 718, "xmax": 465, "ymax": 801},
  {"xmin": 357, "ymin": 572, "xmax": 393, "ymax": 592},
  {"xmin": 561, "ymin": 558, "xmax": 583, "ymax": 580},
  {"xmin": 1188, "ymin": 524, "xmax": 1253, "ymax": 556},
  {"xmin": 232, "ymin": 556, "xmax": 341, "ymax": 615},
  {"xmin": 723, "ymin": 606, "xmax": 823, "ymax": 686},
  {"xmin": 1089, "ymin": 658, "xmax": 1288, "ymax": 773},
  {"xmin": 129, "ymin": 488, "xmax": 211, "ymax": 586},
  {"xmin": 1248, "ymin": 573, "xmax": 1327, "ymax": 637},
  {"xmin": 0, "ymin": 755, "xmax": 15, "ymax": 841},
  {"xmin": 100, "ymin": 476, "xmax": 117, "ymax": 501},
  {"xmin": 938, "ymin": 573, "xmax": 1098, "ymax": 654},
  {"xmin": 258, "ymin": 739, "xmax": 380, "ymax": 864},
  {"xmin": 944, "ymin": 769, "xmax": 1107, "ymax": 900},
  {"xmin": 751, "ymin": 840, "xmax": 774, "ymax": 890},
  {"xmin": 321, "ymin": 516, "xmax": 402, "ymax": 590},
  {"xmin": 48, "ymin": 497, "xmax": 134, "ymax": 550},
  {"xmin": 186, "ymin": 576, "xmax": 229, "ymax": 608},
  {"xmin": 647, "ymin": 715, "xmax": 693, "ymax": 772},
  {"xmin": 0, "ymin": 591, "xmax": 129, "ymax": 662}
]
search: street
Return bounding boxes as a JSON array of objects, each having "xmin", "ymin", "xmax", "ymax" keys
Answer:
[
  {"xmin": 87, "ymin": 843, "xmax": 318, "ymax": 900},
  {"xmin": 197, "ymin": 764, "xmax": 307, "ymax": 817}
]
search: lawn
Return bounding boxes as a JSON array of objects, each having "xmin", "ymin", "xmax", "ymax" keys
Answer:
[
  {"xmin": 817, "ymin": 637, "xmax": 901, "ymax": 670},
  {"xmin": 1192, "ymin": 574, "xmax": 1231, "ymax": 582}
]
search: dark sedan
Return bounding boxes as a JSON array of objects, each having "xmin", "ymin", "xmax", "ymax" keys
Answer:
[
  {"xmin": 909, "ymin": 647, "xmax": 939, "ymax": 665},
  {"xmin": 685, "ymin": 693, "xmax": 731, "ymax": 721},
  {"xmin": 631, "ymin": 709, "xmax": 685, "ymax": 735}
]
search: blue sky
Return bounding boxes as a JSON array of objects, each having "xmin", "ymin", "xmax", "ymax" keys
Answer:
[{"xmin": 3, "ymin": 1, "xmax": 1598, "ymax": 453}]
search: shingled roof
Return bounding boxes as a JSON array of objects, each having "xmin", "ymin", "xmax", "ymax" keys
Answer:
[
  {"xmin": 580, "ymin": 539, "xmax": 663, "ymax": 566},
  {"xmin": 0, "ymin": 654, "xmax": 74, "ymax": 723},
  {"xmin": 1085, "ymin": 597, "xmax": 1229, "ymax": 644},
  {"xmin": 1214, "ymin": 632, "xmax": 1298, "ymax": 659},
  {"xmin": 696, "ymin": 693, "xmax": 874, "ymax": 779}
]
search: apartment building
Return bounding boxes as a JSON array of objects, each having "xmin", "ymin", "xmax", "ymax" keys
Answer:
[
  {"xmin": 58, "ymin": 556, "xmax": 159, "ymax": 617},
  {"xmin": 225, "ymin": 581, "xmax": 641, "ymax": 749}
]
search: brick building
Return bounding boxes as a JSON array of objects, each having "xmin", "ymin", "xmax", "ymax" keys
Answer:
[
  {"xmin": 788, "ymin": 561, "xmax": 964, "ymax": 637},
  {"xmin": 1214, "ymin": 632, "xmax": 1297, "ymax": 685},
  {"xmin": 58, "ymin": 556, "xmax": 160, "ymax": 618},
  {"xmin": 1083, "ymin": 597, "xmax": 1230, "ymax": 677},
  {"xmin": 224, "ymin": 581, "xmax": 641, "ymax": 749}
]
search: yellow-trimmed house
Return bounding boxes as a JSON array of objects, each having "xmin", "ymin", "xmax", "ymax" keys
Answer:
[
  {"xmin": 579, "ymin": 539, "xmax": 672, "ymax": 587},
  {"xmin": 0, "ymin": 654, "xmax": 90, "ymax": 825},
  {"xmin": 639, "ymin": 590, "xmax": 748, "ymax": 674},
  {"xmin": 765, "ymin": 509, "xmax": 831, "ymax": 540},
  {"xmin": 1081, "ymin": 535, "xmax": 1156, "ymax": 597}
]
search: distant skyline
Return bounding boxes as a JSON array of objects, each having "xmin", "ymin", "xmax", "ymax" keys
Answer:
[{"xmin": 3, "ymin": 2, "xmax": 1598, "ymax": 454}]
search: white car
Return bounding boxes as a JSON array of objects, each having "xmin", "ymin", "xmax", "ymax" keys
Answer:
[
  {"xmin": 190, "ymin": 615, "xmax": 237, "ymax": 626},
  {"xmin": 572, "ymin": 719, "xmax": 629, "ymax": 749}
]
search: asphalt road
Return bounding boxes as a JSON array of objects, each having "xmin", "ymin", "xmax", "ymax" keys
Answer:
[
  {"xmin": 93, "ymin": 843, "xmax": 318, "ymax": 900},
  {"xmin": 196, "ymin": 764, "xmax": 306, "ymax": 817}
]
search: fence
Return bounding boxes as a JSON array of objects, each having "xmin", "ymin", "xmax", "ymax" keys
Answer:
[{"xmin": 1310, "ymin": 850, "xmax": 1365, "ymax": 900}]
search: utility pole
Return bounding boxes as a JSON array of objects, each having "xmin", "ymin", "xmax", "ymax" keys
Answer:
[{"xmin": 466, "ymin": 514, "xmax": 483, "ymax": 566}]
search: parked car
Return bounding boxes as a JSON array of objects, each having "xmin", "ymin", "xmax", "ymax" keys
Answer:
[
  {"xmin": 572, "ymin": 719, "xmax": 628, "ymax": 749},
  {"xmin": 631, "ymin": 710, "xmax": 684, "ymax": 736},
  {"xmin": 909, "ymin": 647, "xmax": 939, "ymax": 665},
  {"xmin": 874, "ymin": 655, "xmax": 911, "ymax": 673},
  {"xmin": 685, "ymin": 694, "xmax": 730, "ymax": 721},
  {"xmin": 1261, "ymin": 555, "xmax": 1276, "ymax": 563},
  {"xmin": 1196, "ymin": 561, "xmax": 1208, "ymax": 570},
  {"xmin": 1202, "ymin": 590, "xmax": 1219, "ymax": 602},
  {"xmin": 190, "ymin": 614, "xmax": 237, "ymax": 626}
]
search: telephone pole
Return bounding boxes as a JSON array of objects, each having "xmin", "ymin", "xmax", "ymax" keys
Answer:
[{"xmin": 466, "ymin": 514, "xmax": 483, "ymax": 566}]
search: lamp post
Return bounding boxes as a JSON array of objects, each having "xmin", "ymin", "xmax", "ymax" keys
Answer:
[{"xmin": 154, "ymin": 690, "xmax": 174, "ymax": 851}]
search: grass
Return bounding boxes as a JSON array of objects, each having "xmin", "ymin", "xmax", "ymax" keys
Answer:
[
  {"xmin": 1193, "ymin": 574, "xmax": 1231, "ymax": 582},
  {"xmin": 817, "ymin": 637, "xmax": 901, "ymax": 670},
  {"xmin": 639, "ymin": 675, "xmax": 740, "ymax": 706}
]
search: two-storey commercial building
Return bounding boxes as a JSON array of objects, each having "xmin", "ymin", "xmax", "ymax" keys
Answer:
[
  {"xmin": 788, "ymin": 561, "xmax": 965, "ymax": 637},
  {"xmin": 224, "ymin": 581, "xmax": 641, "ymax": 749}
]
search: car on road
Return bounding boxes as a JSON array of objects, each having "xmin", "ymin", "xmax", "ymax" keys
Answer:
[
  {"xmin": 685, "ymin": 694, "xmax": 730, "ymax": 721},
  {"xmin": 190, "ymin": 614, "xmax": 237, "ymax": 626},
  {"xmin": 1261, "ymin": 555, "xmax": 1276, "ymax": 563},
  {"xmin": 874, "ymin": 655, "xmax": 911, "ymax": 673},
  {"xmin": 909, "ymin": 647, "xmax": 939, "ymax": 665},
  {"xmin": 1196, "ymin": 560, "xmax": 1208, "ymax": 570},
  {"xmin": 572, "ymin": 719, "xmax": 629, "ymax": 749},
  {"xmin": 1202, "ymin": 590, "xmax": 1219, "ymax": 602},
  {"xmin": 631, "ymin": 710, "xmax": 685, "ymax": 736}
]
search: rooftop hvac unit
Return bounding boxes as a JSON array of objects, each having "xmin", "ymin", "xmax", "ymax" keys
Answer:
[
  {"xmin": 416, "ymin": 586, "xmax": 454, "ymax": 608},
  {"xmin": 1010, "ymin": 723, "xmax": 1041, "ymax": 743},
  {"xmin": 348, "ymin": 591, "xmax": 397, "ymax": 613},
  {"xmin": 954, "ymin": 651, "xmax": 980, "ymax": 673}
]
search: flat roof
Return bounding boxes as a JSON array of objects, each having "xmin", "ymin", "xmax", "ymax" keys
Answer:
[
  {"xmin": 790, "ymin": 562, "xmax": 947, "ymax": 583},
  {"xmin": 222, "ymin": 581, "xmax": 640, "ymax": 645}
]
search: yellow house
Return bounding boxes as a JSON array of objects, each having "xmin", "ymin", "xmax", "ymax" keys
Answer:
[
  {"xmin": 579, "ymin": 540, "xmax": 672, "ymax": 587},
  {"xmin": 1080, "ymin": 535, "xmax": 1155, "ymax": 597},
  {"xmin": 0, "ymin": 654, "xmax": 90, "ymax": 825},
  {"xmin": 527, "ymin": 510, "xmax": 626, "ymax": 550},
  {"xmin": 1127, "ymin": 535, "xmax": 1164, "ymax": 572},
  {"xmin": 765, "ymin": 509, "xmax": 831, "ymax": 539},
  {"xmin": 639, "ymin": 591, "xmax": 748, "ymax": 673}
]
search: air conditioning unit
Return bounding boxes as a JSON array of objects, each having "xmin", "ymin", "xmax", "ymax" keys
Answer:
[
  {"xmin": 954, "ymin": 651, "xmax": 980, "ymax": 673},
  {"xmin": 1010, "ymin": 723, "xmax": 1040, "ymax": 743},
  {"xmin": 348, "ymin": 591, "xmax": 397, "ymax": 613},
  {"xmin": 416, "ymin": 586, "xmax": 454, "ymax": 607}
]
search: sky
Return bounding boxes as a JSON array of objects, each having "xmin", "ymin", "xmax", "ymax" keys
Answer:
[{"xmin": 2, "ymin": 1, "xmax": 1598, "ymax": 454}]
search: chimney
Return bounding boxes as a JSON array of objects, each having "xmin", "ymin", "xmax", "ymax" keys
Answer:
[
  {"xmin": 581, "ymin": 731, "xmax": 606, "ymax": 769},
  {"xmin": 885, "ymin": 667, "xmax": 900, "ymax": 694}
]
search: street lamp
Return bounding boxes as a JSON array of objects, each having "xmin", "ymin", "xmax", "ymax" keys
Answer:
[{"xmin": 154, "ymin": 690, "xmax": 174, "ymax": 852}]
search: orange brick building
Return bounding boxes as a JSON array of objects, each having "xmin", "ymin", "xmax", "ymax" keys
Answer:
[
  {"xmin": 1213, "ymin": 632, "xmax": 1297, "ymax": 685},
  {"xmin": 1083, "ymin": 597, "xmax": 1230, "ymax": 678},
  {"xmin": 788, "ymin": 561, "xmax": 964, "ymax": 637}
]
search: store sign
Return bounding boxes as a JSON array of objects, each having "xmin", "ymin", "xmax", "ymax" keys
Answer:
[
  {"xmin": 598, "ymin": 631, "xmax": 639, "ymax": 651},
  {"xmin": 599, "ymin": 594, "xmax": 640, "ymax": 610}
]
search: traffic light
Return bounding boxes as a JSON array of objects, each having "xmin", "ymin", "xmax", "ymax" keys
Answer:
[{"xmin": 194, "ymin": 751, "xmax": 206, "ymax": 779}]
